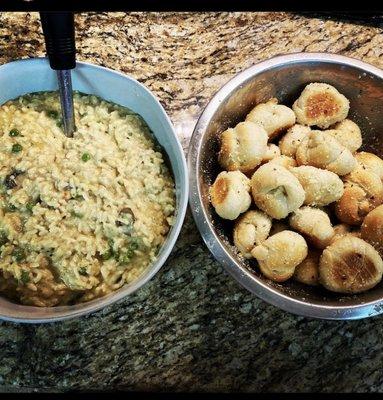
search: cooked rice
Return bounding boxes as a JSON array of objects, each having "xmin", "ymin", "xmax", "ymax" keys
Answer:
[{"xmin": 0, "ymin": 91, "xmax": 175, "ymax": 306}]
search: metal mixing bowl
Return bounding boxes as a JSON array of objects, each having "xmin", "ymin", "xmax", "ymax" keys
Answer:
[
  {"xmin": 0, "ymin": 58, "xmax": 188, "ymax": 323},
  {"xmin": 188, "ymin": 53, "xmax": 383, "ymax": 320}
]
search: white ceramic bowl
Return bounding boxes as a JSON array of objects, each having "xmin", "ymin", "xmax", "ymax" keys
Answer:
[{"xmin": 0, "ymin": 58, "xmax": 188, "ymax": 323}]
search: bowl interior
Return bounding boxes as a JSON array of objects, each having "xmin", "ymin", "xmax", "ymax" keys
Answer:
[
  {"xmin": 0, "ymin": 58, "xmax": 187, "ymax": 322},
  {"xmin": 196, "ymin": 56, "xmax": 383, "ymax": 314}
]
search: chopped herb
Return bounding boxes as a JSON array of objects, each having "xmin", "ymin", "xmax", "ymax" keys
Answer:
[
  {"xmin": 56, "ymin": 119, "xmax": 64, "ymax": 129},
  {"xmin": 46, "ymin": 110, "xmax": 59, "ymax": 119},
  {"xmin": 101, "ymin": 249, "xmax": 113, "ymax": 261},
  {"xmin": 11, "ymin": 143, "xmax": 23, "ymax": 153},
  {"xmin": 20, "ymin": 270, "xmax": 30, "ymax": 284},
  {"xmin": 9, "ymin": 129, "xmax": 20, "ymax": 137},
  {"xmin": 70, "ymin": 210, "xmax": 84, "ymax": 218},
  {"xmin": 12, "ymin": 248, "xmax": 26, "ymax": 262},
  {"xmin": 79, "ymin": 266, "xmax": 88, "ymax": 276},
  {"xmin": 81, "ymin": 153, "xmax": 91, "ymax": 162},
  {"xmin": 0, "ymin": 230, "xmax": 8, "ymax": 247},
  {"xmin": 72, "ymin": 194, "xmax": 85, "ymax": 201},
  {"xmin": 25, "ymin": 203, "xmax": 34, "ymax": 213}
]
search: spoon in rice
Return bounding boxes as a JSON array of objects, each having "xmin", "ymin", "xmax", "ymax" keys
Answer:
[{"xmin": 40, "ymin": 12, "xmax": 76, "ymax": 138}]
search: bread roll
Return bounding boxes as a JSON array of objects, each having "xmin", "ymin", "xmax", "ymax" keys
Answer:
[
  {"xmin": 289, "ymin": 206, "xmax": 335, "ymax": 249},
  {"xmin": 233, "ymin": 210, "xmax": 272, "ymax": 258},
  {"xmin": 251, "ymin": 163, "xmax": 305, "ymax": 219},
  {"xmin": 251, "ymin": 230, "xmax": 308, "ymax": 282},
  {"xmin": 209, "ymin": 171, "xmax": 251, "ymax": 220},
  {"xmin": 279, "ymin": 124, "xmax": 311, "ymax": 157},
  {"xmin": 268, "ymin": 155, "xmax": 297, "ymax": 169},
  {"xmin": 319, "ymin": 236, "xmax": 383, "ymax": 293},
  {"xmin": 292, "ymin": 82, "xmax": 350, "ymax": 128},
  {"xmin": 293, "ymin": 249, "xmax": 320, "ymax": 286},
  {"xmin": 291, "ymin": 165, "xmax": 344, "ymax": 206},
  {"xmin": 361, "ymin": 204, "xmax": 383, "ymax": 256},
  {"xmin": 296, "ymin": 130, "xmax": 357, "ymax": 176},
  {"xmin": 246, "ymin": 98, "xmax": 296, "ymax": 140},
  {"xmin": 218, "ymin": 121, "xmax": 268, "ymax": 173},
  {"xmin": 262, "ymin": 143, "xmax": 281, "ymax": 162},
  {"xmin": 335, "ymin": 168, "xmax": 383, "ymax": 225},
  {"xmin": 355, "ymin": 151, "xmax": 383, "ymax": 182},
  {"xmin": 327, "ymin": 119, "xmax": 362, "ymax": 153}
]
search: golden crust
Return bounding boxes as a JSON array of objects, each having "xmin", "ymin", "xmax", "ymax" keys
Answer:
[
  {"xmin": 291, "ymin": 165, "xmax": 344, "ymax": 206},
  {"xmin": 289, "ymin": 206, "xmax": 335, "ymax": 249},
  {"xmin": 251, "ymin": 163, "xmax": 305, "ymax": 219},
  {"xmin": 296, "ymin": 130, "xmax": 357, "ymax": 176},
  {"xmin": 209, "ymin": 171, "xmax": 251, "ymax": 220},
  {"xmin": 251, "ymin": 230, "xmax": 308, "ymax": 282},
  {"xmin": 361, "ymin": 204, "xmax": 383, "ymax": 257},
  {"xmin": 218, "ymin": 121, "xmax": 268, "ymax": 173},
  {"xmin": 292, "ymin": 83, "xmax": 349, "ymax": 129},
  {"xmin": 246, "ymin": 98, "xmax": 296, "ymax": 140},
  {"xmin": 319, "ymin": 236, "xmax": 383, "ymax": 293},
  {"xmin": 293, "ymin": 249, "xmax": 320, "ymax": 286},
  {"xmin": 335, "ymin": 168, "xmax": 383, "ymax": 225},
  {"xmin": 233, "ymin": 210, "xmax": 272, "ymax": 258}
]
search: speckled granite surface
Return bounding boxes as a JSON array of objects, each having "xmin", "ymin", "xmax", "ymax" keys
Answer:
[{"xmin": 1, "ymin": 12, "xmax": 383, "ymax": 393}]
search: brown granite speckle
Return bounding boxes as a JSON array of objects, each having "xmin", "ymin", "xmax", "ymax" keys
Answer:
[{"xmin": 1, "ymin": 11, "xmax": 383, "ymax": 392}]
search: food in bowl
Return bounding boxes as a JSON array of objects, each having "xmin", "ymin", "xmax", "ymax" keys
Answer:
[
  {"xmin": 0, "ymin": 91, "xmax": 176, "ymax": 306},
  {"xmin": 209, "ymin": 82, "xmax": 383, "ymax": 294}
]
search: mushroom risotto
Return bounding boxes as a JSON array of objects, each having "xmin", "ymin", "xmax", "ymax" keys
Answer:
[{"xmin": 0, "ymin": 91, "xmax": 175, "ymax": 306}]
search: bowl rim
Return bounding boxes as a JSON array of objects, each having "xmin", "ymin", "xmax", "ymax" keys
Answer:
[
  {"xmin": 188, "ymin": 52, "xmax": 383, "ymax": 320},
  {"xmin": 0, "ymin": 57, "xmax": 189, "ymax": 323}
]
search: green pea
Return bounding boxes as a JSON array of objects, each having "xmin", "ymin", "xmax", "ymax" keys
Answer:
[
  {"xmin": 81, "ymin": 153, "xmax": 91, "ymax": 162},
  {"xmin": 9, "ymin": 129, "xmax": 20, "ymax": 137},
  {"xmin": 4, "ymin": 203, "xmax": 17, "ymax": 213},
  {"xmin": 79, "ymin": 266, "xmax": 88, "ymax": 276},
  {"xmin": 20, "ymin": 270, "xmax": 30, "ymax": 284},
  {"xmin": 11, "ymin": 143, "xmax": 22, "ymax": 153}
]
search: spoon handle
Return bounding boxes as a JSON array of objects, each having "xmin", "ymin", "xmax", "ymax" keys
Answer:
[
  {"xmin": 40, "ymin": 12, "xmax": 76, "ymax": 137},
  {"xmin": 40, "ymin": 12, "xmax": 76, "ymax": 70}
]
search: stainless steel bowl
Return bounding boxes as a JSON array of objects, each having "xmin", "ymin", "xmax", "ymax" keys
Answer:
[{"xmin": 188, "ymin": 53, "xmax": 383, "ymax": 320}]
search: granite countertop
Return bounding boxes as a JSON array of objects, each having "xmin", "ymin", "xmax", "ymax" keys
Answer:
[{"xmin": 1, "ymin": 12, "xmax": 383, "ymax": 393}]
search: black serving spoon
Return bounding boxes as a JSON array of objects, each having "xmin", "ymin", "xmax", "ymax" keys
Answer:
[{"xmin": 40, "ymin": 11, "xmax": 76, "ymax": 137}]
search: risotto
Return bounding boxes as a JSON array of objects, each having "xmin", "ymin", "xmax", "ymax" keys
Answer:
[{"xmin": 0, "ymin": 91, "xmax": 175, "ymax": 306}]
